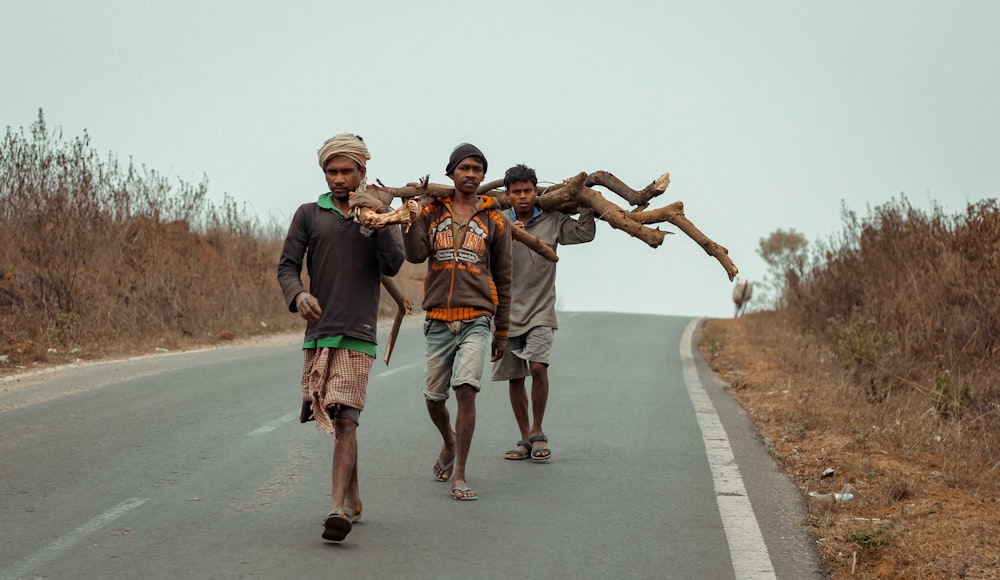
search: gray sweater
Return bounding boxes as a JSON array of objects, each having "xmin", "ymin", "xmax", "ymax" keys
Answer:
[
  {"xmin": 508, "ymin": 207, "xmax": 596, "ymax": 337},
  {"xmin": 277, "ymin": 199, "xmax": 405, "ymax": 344}
]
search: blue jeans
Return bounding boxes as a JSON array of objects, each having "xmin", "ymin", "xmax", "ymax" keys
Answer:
[{"xmin": 422, "ymin": 316, "xmax": 491, "ymax": 401}]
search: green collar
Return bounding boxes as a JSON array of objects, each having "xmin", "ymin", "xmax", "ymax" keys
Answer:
[{"xmin": 318, "ymin": 192, "xmax": 351, "ymax": 218}]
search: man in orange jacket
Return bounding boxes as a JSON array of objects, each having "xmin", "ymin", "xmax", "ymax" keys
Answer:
[{"xmin": 402, "ymin": 143, "xmax": 513, "ymax": 501}]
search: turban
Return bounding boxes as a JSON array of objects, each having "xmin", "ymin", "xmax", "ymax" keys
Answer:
[
  {"xmin": 317, "ymin": 133, "xmax": 370, "ymax": 169},
  {"xmin": 445, "ymin": 143, "xmax": 487, "ymax": 176}
]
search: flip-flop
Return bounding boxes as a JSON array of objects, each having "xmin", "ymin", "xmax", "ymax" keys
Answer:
[
  {"xmin": 343, "ymin": 506, "xmax": 362, "ymax": 524},
  {"xmin": 433, "ymin": 455, "xmax": 456, "ymax": 482},
  {"xmin": 529, "ymin": 434, "xmax": 551, "ymax": 461},
  {"xmin": 322, "ymin": 510, "xmax": 353, "ymax": 542},
  {"xmin": 451, "ymin": 486, "xmax": 478, "ymax": 501},
  {"xmin": 504, "ymin": 440, "xmax": 532, "ymax": 460}
]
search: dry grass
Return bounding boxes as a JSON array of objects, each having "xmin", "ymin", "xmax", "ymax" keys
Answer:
[
  {"xmin": 700, "ymin": 196, "xmax": 1000, "ymax": 577},
  {"xmin": 0, "ymin": 111, "xmax": 425, "ymax": 375}
]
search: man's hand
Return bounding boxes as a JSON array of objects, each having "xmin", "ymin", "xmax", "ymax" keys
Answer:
[
  {"xmin": 491, "ymin": 335, "xmax": 507, "ymax": 362},
  {"xmin": 300, "ymin": 400, "xmax": 314, "ymax": 423},
  {"xmin": 406, "ymin": 198, "xmax": 420, "ymax": 221},
  {"xmin": 295, "ymin": 292, "xmax": 322, "ymax": 321}
]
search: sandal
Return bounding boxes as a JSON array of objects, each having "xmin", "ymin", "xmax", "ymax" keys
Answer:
[
  {"xmin": 433, "ymin": 455, "xmax": 456, "ymax": 482},
  {"xmin": 504, "ymin": 440, "xmax": 532, "ymax": 460},
  {"xmin": 529, "ymin": 434, "xmax": 551, "ymax": 461},
  {"xmin": 452, "ymin": 486, "xmax": 479, "ymax": 501},
  {"xmin": 322, "ymin": 510, "xmax": 353, "ymax": 542}
]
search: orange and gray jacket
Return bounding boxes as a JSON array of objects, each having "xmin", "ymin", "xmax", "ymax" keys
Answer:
[{"xmin": 403, "ymin": 195, "xmax": 512, "ymax": 337}]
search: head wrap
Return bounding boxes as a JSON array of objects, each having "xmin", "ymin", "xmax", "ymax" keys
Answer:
[
  {"xmin": 445, "ymin": 143, "xmax": 487, "ymax": 176},
  {"xmin": 317, "ymin": 133, "xmax": 370, "ymax": 169}
]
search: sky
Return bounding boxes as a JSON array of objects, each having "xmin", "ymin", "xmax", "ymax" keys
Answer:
[{"xmin": 3, "ymin": 1, "xmax": 998, "ymax": 319}]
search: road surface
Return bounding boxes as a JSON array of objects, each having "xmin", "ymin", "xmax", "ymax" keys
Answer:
[{"xmin": 0, "ymin": 312, "xmax": 825, "ymax": 579}]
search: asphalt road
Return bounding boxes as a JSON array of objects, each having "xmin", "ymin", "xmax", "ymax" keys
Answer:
[{"xmin": 0, "ymin": 312, "xmax": 826, "ymax": 579}]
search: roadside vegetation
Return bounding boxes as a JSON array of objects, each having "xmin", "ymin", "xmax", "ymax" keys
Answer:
[
  {"xmin": 701, "ymin": 200, "xmax": 1000, "ymax": 577},
  {"xmin": 0, "ymin": 111, "xmax": 422, "ymax": 373}
]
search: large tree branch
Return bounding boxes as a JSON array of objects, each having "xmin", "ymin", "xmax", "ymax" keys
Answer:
[
  {"xmin": 355, "ymin": 169, "xmax": 737, "ymax": 280},
  {"xmin": 631, "ymin": 201, "xmax": 738, "ymax": 280},
  {"xmin": 379, "ymin": 275, "xmax": 413, "ymax": 365}
]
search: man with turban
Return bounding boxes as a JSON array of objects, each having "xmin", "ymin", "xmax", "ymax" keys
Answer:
[
  {"xmin": 277, "ymin": 133, "xmax": 405, "ymax": 541},
  {"xmin": 403, "ymin": 143, "xmax": 513, "ymax": 501}
]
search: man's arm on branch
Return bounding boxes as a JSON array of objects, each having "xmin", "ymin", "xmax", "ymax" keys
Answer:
[{"xmin": 558, "ymin": 207, "xmax": 597, "ymax": 245}]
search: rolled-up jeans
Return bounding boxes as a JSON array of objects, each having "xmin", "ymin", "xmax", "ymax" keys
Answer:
[{"xmin": 422, "ymin": 316, "xmax": 491, "ymax": 401}]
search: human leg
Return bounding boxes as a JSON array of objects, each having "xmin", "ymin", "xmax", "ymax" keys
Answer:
[
  {"xmin": 426, "ymin": 398, "xmax": 456, "ymax": 481},
  {"xmin": 447, "ymin": 317, "xmax": 489, "ymax": 499},
  {"xmin": 329, "ymin": 416, "xmax": 357, "ymax": 512},
  {"xmin": 423, "ymin": 319, "xmax": 460, "ymax": 480},
  {"xmin": 451, "ymin": 384, "xmax": 478, "ymax": 500},
  {"xmin": 528, "ymin": 361, "xmax": 551, "ymax": 460},
  {"xmin": 493, "ymin": 333, "xmax": 532, "ymax": 459},
  {"xmin": 504, "ymin": 377, "xmax": 532, "ymax": 459},
  {"xmin": 521, "ymin": 327, "xmax": 554, "ymax": 461},
  {"xmin": 323, "ymin": 413, "xmax": 358, "ymax": 541}
]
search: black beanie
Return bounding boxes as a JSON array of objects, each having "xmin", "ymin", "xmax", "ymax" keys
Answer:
[{"xmin": 445, "ymin": 143, "xmax": 487, "ymax": 176}]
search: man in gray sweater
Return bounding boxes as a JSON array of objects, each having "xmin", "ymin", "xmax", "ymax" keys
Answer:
[{"xmin": 492, "ymin": 164, "xmax": 596, "ymax": 461}]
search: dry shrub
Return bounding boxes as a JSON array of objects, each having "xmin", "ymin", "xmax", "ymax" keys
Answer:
[
  {"xmin": 0, "ymin": 110, "xmax": 299, "ymax": 365},
  {"xmin": 702, "ymin": 313, "xmax": 1000, "ymax": 578},
  {"xmin": 786, "ymin": 196, "xmax": 1000, "ymax": 486},
  {"xmin": 720, "ymin": 197, "xmax": 1000, "ymax": 576},
  {"xmin": 1, "ymin": 111, "xmax": 429, "ymax": 370}
]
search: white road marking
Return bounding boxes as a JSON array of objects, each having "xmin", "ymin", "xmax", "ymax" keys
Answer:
[
  {"xmin": 373, "ymin": 362, "xmax": 418, "ymax": 378},
  {"xmin": 681, "ymin": 319, "xmax": 777, "ymax": 579},
  {"xmin": 248, "ymin": 362, "xmax": 417, "ymax": 437},
  {"xmin": 246, "ymin": 411, "xmax": 298, "ymax": 436},
  {"xmin": 0, "ymin": 497, "xmax": 148, "ymax": 580}
]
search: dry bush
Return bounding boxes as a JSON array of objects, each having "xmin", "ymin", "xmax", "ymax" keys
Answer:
[
  {"xmin": 702, "ymin": 313, "xmax": 1000, "ymax": 577},
  {"xmin": 1, "ymin": 111, "xmax": 428, "ymax": 371},
  {"xmin": 729, "ymin": 198, "xmax": 1000, "ymax": 575},
  {"xmin": 0, "ymin": 110, "xmax": 298, "ymax": 366},
  {"xmin": 782, "ymin": 196, "xmax": 1000, "ymax": 487}
]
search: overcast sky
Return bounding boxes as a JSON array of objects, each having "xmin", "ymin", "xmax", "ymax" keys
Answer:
[{"xmin": 3, "ymin": 1, "xmax": 998, "ymax": 319}]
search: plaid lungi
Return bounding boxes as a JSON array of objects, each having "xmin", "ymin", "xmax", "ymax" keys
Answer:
[{"xmin": 301, "ymin": 347, "xmax": 374, "ymax": 435}]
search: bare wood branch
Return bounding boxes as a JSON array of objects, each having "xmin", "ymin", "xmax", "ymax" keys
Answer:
[
  {"xmin": 380, "ymin": 275, "xmax": 413, "ymax": 365},
  {"xmin": 585, "ymin": 170, "xmax": 670, "ymax": 208},
  {"xmin": 356, "ymin": 204, "xmax": 417, "ymax": 229},
  {"xmin": 511, "ymin": 225, "xmax": 558, "ymax": 262},
  {"xmin": 631, "ymin": 201, "xmax": 739, "ymax": 281},
  {"xmin": 353, "ymin": 169, "xmax": 737, "ymax": 280},
  {"xmin": 558, "ymin": 173, "xmax": 670, "ymax": 248}
]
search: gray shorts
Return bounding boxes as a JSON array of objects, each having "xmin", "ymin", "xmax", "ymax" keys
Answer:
[
  {"xmin": 423, "ymin": 316, "xmax": 492, "ymax": 401},
  {"xmin": 491, "ymin": 326, "xmax": 554, "ymax": 381}
]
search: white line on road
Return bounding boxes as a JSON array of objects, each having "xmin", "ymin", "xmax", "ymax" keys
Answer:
[
  {"xmin": 246, "ymin": 411, "xmax": 299, "ymax": 436},
  {"xmin": 373, "ymin": 362, "xmax": 418, "ymax": 378},
  {"xmin": 0, "ymin": 497, "xmax": 148, "ymax": 580},
  {"xmin": 681, "ymin": 319, "xmax": 777, "ymax": 580}
]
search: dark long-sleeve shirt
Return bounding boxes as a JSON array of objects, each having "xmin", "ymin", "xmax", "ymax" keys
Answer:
[{"xmin": 277, "ymin": 196, "xmax": 405, "ymax": 344}]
